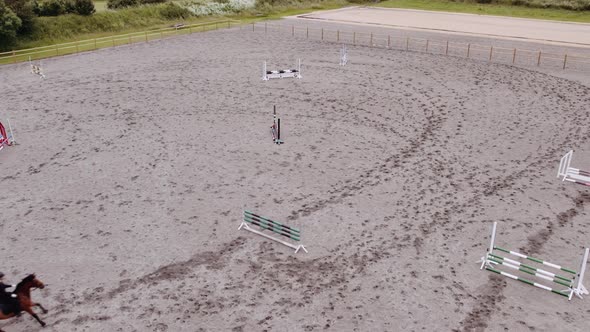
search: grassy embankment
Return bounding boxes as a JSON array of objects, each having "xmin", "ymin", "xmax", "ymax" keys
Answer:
[{"xmin": 13, "ymin": 0, "xmax": 347, "ymax": 50}]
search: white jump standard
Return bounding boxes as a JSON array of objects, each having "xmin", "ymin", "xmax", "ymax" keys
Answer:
[
  {"xmin": 557, "ymin": 150, "xmax": 590, "ymax": 186},
  {"xmin": 479, "ymin": 222, "xmax": 588, "ymax": 300},
  {"xmin": 29, "ymin": 56, "xmax": 45, "ymax": 79},
  {"xmin": 271, "ymin": 105, "xmax": 283, "ymax": 145},
  {"xmin": 238, "ymin": 210, "xmax": 307, "ymax": 253},
  {"xmin": 0, "ymin": 118, "xmax": 15, "ymax": 152},
  {"xmin": 340, "ymin": 44, "xmax": 348, "ymax": 66},
  {"xmin": 262, "ymin": 59, "xmax": 301, "ymax": 80}
]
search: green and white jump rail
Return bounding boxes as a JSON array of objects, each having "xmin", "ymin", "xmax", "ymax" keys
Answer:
[
  {"xmin": 479, "ymin": 222, "xmax": 589, "ymax": 300},
  {"xmin": 238, "ymin": 210, "xmax": 308, "ymax": 253}
]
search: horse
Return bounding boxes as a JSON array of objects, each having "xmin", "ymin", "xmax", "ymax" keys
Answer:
[{"xmin": 0, "ymin": 274, "xmax": 47, "ymax": 330}]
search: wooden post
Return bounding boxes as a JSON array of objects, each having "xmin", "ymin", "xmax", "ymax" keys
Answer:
[
  {"xmin": 388, "ymin": 35, "xmax": 390, "ymax": 48},
  {"xmin": 252, "ymin": 23, "xmax": 255, "ymax": 32},
  {"xmin": 489, "ymin": 46, "xmax": 493, "ymax": 61},
  {"xmin": 512, "ymin": 48, "xmax": 516, "ymax": 64},
  {"xmin": 467, "ymin": 44, "xmax": 470, "ymax": 58},
  {"xmin": 353, "ymin": 32, "xmax": 356, "ymax": 45},
  {"xmin": 537, "ymin": 51, "xmax": 542, "ymax": 66},
  {"xmin": 445, "ymin": 41, "xmax": 449, "ymax": 55},
  {"xmin": 306, "ymin": 27, "xmax": 309, "ymax": 39},
  {"xmin": 337, "ymin": 30, "xmax": 340, "ymax": 42},
  {"xmin": 12, "ymin": 51, "xmax": 16, "ymax": 64},
  {"xmin": 406, "ymin": 37, "xmax": 409, "ymax": 51},
  {"xmin": 145, "ymin": 32, "xmax": 148, "ymax": 42},
  {"xmin": 370, "ymin": 33, "xmax": 373, "ymax": 46},
  {"xmin": 563, "ymin": 54, "xmax": 568, "ymax": 70},
  {"xmin": 321, "ymin": 28, "xmax": 324, "ymax": 40},
  {"xmin": 425, "ymin": 40, "xmax": 429, "ymax": 53}
]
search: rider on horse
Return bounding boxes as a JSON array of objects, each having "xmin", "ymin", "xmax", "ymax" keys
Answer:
[{"xmin": 0, "ymin": 272, "xmax": 21, "ymax": 316}]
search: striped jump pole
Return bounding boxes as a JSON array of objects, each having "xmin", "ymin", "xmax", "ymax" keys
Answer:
[
  {"xmin": 480, "ymin": 222, "xmax": 589, "ymax": 300},
  {"xmin": 239, "ymin": 210, "xmax": 307, "ymax": 253},
  {"xmin": 485, "ymin": 266, "xmax": 570, "ymax": 298},
  {"xmin": 262, "ymin": 59, "xmax": 302, "ymax": 81},
  {"xmin": 493, "ymin": 246, "xmax": 577, "ymax": 275},
  {"xmin": 487, "ymin": 256, "xmax": 572, "ymax": 288},
  {"xmin": 488, "ymin": 253, "xmax": 573, "ymax": 284}
]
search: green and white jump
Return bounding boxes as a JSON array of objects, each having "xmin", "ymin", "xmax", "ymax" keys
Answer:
[
  {"xmin": 238, "ymin": 210, "xmax": 307, "ymax": 253},
  {"xmin": 480, "ymin": 222, "xmax": 588, "ymax": 300}
]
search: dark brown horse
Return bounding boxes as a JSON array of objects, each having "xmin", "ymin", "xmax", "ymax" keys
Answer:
[{"xmin": 0, "ymin": 274, "xmax": 47, "ymax": 330}]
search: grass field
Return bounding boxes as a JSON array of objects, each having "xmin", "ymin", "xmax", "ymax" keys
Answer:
[{"xmin": 376, "ymin": 0, "xmax": 590, "ymax": 23}]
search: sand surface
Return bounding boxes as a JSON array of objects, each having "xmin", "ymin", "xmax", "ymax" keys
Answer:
[{"xmin": 1, "ymin": 22, "xmax": 590, "ymax": 331}]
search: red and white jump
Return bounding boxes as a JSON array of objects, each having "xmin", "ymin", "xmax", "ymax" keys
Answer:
[
  {"xmin": 557, "ymin": 150, "xmax": 590, "ymax": 186},
  {"xmin": 0, "ymin": 119, "xmax": 15, "ymax": 152}
]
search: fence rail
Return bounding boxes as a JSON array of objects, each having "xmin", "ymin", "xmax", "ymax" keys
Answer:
[
  {"xmin": 3, "ymin": 19, "xmax": 589, "ymax": 72},
  {"xmin": 251, "ymin": 21, "xmax": 590, "ymax": 72},
  {"xmin": 0, "ymin": 20, "xmax": 237, "ymax": 65}
]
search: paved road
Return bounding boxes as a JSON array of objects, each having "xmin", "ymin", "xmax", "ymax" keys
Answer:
[{"xmin": 295, "ymin": 7, "xmax": 590, "ymax": 47}]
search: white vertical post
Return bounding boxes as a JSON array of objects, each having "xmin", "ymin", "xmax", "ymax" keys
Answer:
[
  {"xmin": 481, "ymin": 222, "xmax": 497, "ymax": 269},
  {"xmin": 262, "ymin": 61, "xmax": 267, "ymax": 81},
  {"xmin": 573, "ymin": 248, "xmax": 589, "ymax": 299},
  {"xmin": 297, "ymin": 59, "xmax": 301, "ymax": 79},
  {"xmin": 7, "ymin": 118, "xmax": 15, "ymax": 145},
  {"xmin": 489, "ymin": 222, "xmax": 497, "ymax": 253}
]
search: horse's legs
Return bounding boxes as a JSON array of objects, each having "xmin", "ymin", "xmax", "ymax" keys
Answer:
[
  {"xmin": 25, "ymin": 308, "xmax": 46, "ymax": 327},
  {"xmin": 35, "ymin": 303, "xmax": 48, "ymax": 314}
]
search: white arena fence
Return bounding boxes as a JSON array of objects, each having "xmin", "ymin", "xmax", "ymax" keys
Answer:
[{"xmin": 248, "ymin": 21, "xmax": 590, "ymax": 73}]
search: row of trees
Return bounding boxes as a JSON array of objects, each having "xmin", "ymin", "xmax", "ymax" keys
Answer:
[{"xmin": 0, "ymin": 0, "xmax": 95, "ymax": 49}]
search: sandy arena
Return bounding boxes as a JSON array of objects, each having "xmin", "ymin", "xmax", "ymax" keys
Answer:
[{"xmin": 1, "ymin": 21, "xmax": 590, "ymax": 331}]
